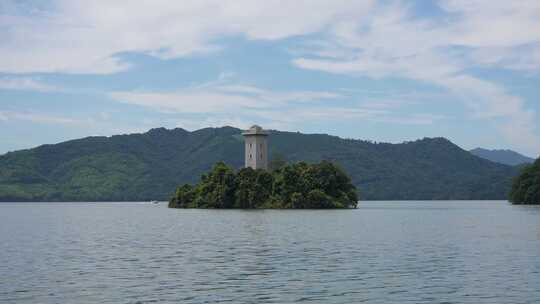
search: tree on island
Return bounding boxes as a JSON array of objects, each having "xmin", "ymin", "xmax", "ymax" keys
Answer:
[
  {"xmin": 169, "ymin": 160, "xmax": 358, "ymax": 209},
  {"xmin": 268, "ymin": 152, "xmax": 287, "ymax": 171},
  {"xmin": 509, "ymin": 157, "xmax": 540, "ymax": 204}
]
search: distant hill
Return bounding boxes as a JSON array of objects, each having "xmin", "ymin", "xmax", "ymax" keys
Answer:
[
  {"xmin": 0, "ymin": 127, "xmax": 519, "ymax": 202},
  {"xmin": 470, "ymin": 148, "xmax": 535, "ymax": 166}
]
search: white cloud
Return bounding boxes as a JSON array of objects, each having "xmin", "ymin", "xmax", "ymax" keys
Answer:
[
  {"xmin": 254, "ymin": 107, "xmax": 442, "ymax": 126},
  {"xmin": 441, "ymin": 0, "xmax": 540, "ymax": 48},
  {"xmin": 2, "ymin": 1, "xmax": 540, "ymax": 153},
  {"xmin": 0, "ymin": 111, "xmax": 152, "ymax": 139},
  {"xmin": 0, "ymin": 0, "xmax": 374, "ymax": 74},
  {"xmin": 110, "ymin": 90, "xmax": 264, "ymax": 114},
  {"xmin": 0, "ymin": 111, "xmax": 88, "ymax": 125},
  {"xmin": 109, "ymin": 78, "xmax": 440, "ymax": 129},
  {"xmin": 290, "ymin": 1, "xmax": 540, "ymax": 153},
  {"xmin": 109, "ymin": 82, "xmax": 342, "ymax": 114},
  {"xmin": 0, "ymin": 77, "xmax": 61, "ymax": 92}
]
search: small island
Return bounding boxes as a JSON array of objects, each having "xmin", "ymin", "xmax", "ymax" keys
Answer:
[
  {"xmin": 509, "ymin": 157, "xmax": 540, "ymax": 204},
  {"xmin": 169, "ymin": 125, "xmax": 358, "ymax": 209},
  {"xmin": 169, "ymin": 161, "xmax": 358, "ymax": 209}
]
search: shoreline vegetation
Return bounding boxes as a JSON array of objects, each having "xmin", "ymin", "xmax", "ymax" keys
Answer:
[
  {"xmin": 169, "ymin": 161, "xmax": 358, "ymax": 209},
  {"xmin": 509, "ymin": 158, "xmax": 540, "ymax": 204}
]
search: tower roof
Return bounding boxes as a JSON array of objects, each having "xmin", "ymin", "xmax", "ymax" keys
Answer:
[{"xmin": 242, "ymin": 125, "xmax": 268, "ymax": 136}]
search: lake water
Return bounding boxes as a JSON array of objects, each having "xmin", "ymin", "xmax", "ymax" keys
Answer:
[{"xmin": 1, "ymin": 201, "xmax": 539, "ymax": 303}]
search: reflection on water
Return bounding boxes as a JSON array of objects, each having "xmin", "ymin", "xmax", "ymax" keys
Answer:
[{"xmin": 1, "ymin": 201, "xmax": 539, "ymax": 303}]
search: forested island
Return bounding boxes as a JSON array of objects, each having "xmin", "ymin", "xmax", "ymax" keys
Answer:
[
  {"xmin": 509, "ymin": 157, "xmax": 540, "ymax": 204},
  {"xmin": 169, "ymin": 161, "xmax": 358, "ymax": 209}
]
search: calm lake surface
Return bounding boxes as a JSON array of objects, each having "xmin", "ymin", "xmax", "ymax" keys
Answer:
[{"xmin": 1, "ymin": 201, "xmax": 539, "ymax": 304}]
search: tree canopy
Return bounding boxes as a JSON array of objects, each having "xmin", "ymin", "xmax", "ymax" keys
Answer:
[
  {"xmin": 268, "ymin": 152, "xmax": 287, "ymax": 171},
  {"xmin": 168, "ymin": 161, "xmax": 358, "ymax": 209},
  {"xmin": 509, "ymin": 158, "xmax": 540, "ymax": 204}
]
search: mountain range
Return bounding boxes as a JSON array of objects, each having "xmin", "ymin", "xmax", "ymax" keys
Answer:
[
  {"xmin": 0, "ymin": 127, "xmax": 521, "ymax": 202},
  {"xmin": 469, "ymin": 148, "xmax": 535, "ymax": 166}
]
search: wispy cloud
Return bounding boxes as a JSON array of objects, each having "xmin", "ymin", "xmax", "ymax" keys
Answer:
[
  {"xmin": 291, "ymin": 1, "xmax": 540, "ymax": 152},
  {"xmin": 1, "ymin": 1, "xmax": 539, "ymax": 154},
  {"xmin": 0, "ymin": 111, "xmax": 88, "ymax": 125},
  {"xmin": 252, "ymin": 107, "xmax": 443, "ymax": 126},
  {"xmin": 0, "ymin": 77, "xmax": 61, "ymax": 92},
  {"xmin": 0, "ymin": 110, "xmax": 152, "ymax": 139},
  {"xmin": 0, "ymin": 0, "xmax": 375, "ymax": 74},
  {"xmin": 109, "ymin": 76, "xmax": 443, "ymax": 130},
  {"xmin": 109, "ymin": 81, "xmax": 343, "ymax": 114}
]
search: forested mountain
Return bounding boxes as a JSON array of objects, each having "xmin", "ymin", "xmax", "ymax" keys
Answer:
[
  {"xmin": 470, "ymin": 148, "xmax": 535, "ymax": 166},
  {"xmin": 0, "ymin": 127, "xmax": 519, "ymax": 201}
]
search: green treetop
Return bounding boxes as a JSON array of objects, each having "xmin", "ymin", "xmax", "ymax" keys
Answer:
[
  {"xmin": 509, "ymin": 157, "xmax": 540, "ymax": 204},
  {"xmin": 169, "ymin": 160, "xmax": 358, "ymax": 209}
]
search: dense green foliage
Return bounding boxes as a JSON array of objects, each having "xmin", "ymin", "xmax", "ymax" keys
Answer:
[
  {"xmin": 0, "ymin": 127, "xmax": 519, "ymax": 202},
  {"xmin": 268, "ymin": 152, "xmax": 287, "ymax": 171},
  {"xmin": 509, "ymin": 158, "xmax": 540, "ymax": 204},
  {"xmin": 169, "ymin": 161, "xmax": 358, "ymax": 209}
]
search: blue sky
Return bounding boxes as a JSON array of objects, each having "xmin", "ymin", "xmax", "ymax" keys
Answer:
[{"xmin": 1, "ymin": 0, "xmax": 539, "ymax": 157}]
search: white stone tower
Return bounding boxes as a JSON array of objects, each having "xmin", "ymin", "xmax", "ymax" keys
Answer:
[{"xmin": 242, "ymin": 125, "xmax": 268, "ymax": 170}]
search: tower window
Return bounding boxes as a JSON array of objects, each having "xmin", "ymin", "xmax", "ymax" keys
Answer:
[{"xmin": 249, "ymin": 154, "xmax": 252, "ymax": 159}]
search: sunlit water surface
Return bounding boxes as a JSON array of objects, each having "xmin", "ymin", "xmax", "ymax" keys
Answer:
[{"xmin": 1, "ymin": 201, "xmax": 539, "ymax": 303}]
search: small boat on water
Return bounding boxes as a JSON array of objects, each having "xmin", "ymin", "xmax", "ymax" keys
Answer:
[{"xmin": 150, "ymin": 200, "xmax": 159, "ymax": 204}]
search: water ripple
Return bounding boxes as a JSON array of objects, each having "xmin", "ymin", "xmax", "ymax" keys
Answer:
[{"xmin": 0, "ymin": 201, "xmax": 539, "ymax": 303}]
